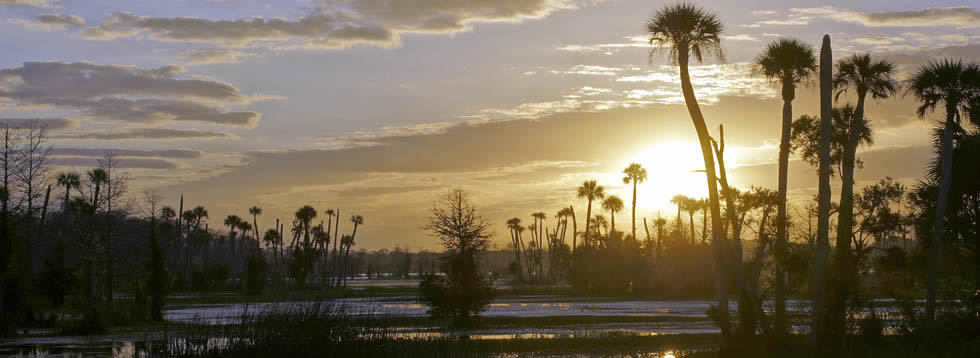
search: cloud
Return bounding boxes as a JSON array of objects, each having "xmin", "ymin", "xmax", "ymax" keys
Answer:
[
  {"xmin": 791, "ymin": 6, "xmax": 980, "ymax": 28},
  {"xmin": 9, "ymin": 13, "xmax": 84, "ymax": 30},
  {"xmin": 50, "ymin": 156, "xmax": 179, "ymax": 169},
  {"xmin": 179, "ymin": 49, "xmax": 253, "ymax": 65},
  {"xmin": 0, "ymin": 0, "xmax": 59, "ymax": 8},
  {"xmin": 0, "ymin": 118, "xmax": 77, "ymax": 130},
  {"xmin": 53, "ymin": 128, "xmax": 232, "ymax": 140},
  {"xmin": 0, "ymin": 62, "xmax": 262, "ymax": 127},
  {"xmin": 723, "ymin": 34, "xmax": 759, "ymax": 41},
  {"xmin": 50, "ymin": 148, "xmax": 203, "ymax": 159},
  {"xmin": 80, "ymin": 0, "xmax": 579, "ymax": 49}
]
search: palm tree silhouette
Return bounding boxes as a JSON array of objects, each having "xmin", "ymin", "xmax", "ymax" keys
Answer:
[
  {"xmin": 341, "ymin": 215, "xmax": 364, "ymax": 286},
  {"xmin": 906, "ymin": 58, "xmax": 980, "ymax": 323},
  {"xmin": 86, "ymin": 168, "xmax": 108, "ymax": 208},
  {"xmin": 506, "ymin": 217, "xmax": 525, "ymax": 281},
  {"xmin": 249, "ymin": 206, "xmax": 262, "ymax": 253},
  {"xmin": 828, "ymin": 53, "xmax": 897, "ymax": 334},
  {"xmin": 601, "ymin": 195, "xmax": 624, "ymax": 236},
  {"xmin": 647, "ymin": 2, "xmax": 731, "ymax": 344},
  {"xmin": 224, "ymin": 214, "xmax": 242, "ymax": 259},
  {"xmin": 755, "ymin": 37, "xmax": 816, "ymax": 330},
  {"xmin": 55, "ymin": 171, "xmax": 80, "ymax": 212},
  {"xmin": 577, "ymin": 180, "xmax": 605, "ymax": 248},
  {"xmin": 622, "ymin": 163, "xmax": 648, "ymax": 241},
  {"xmin": 670, "ymin": 194, "xmax": 686, "ymax": 240}
]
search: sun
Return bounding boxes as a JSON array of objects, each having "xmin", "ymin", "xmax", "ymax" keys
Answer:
[{"xmin": 626, "ymin": 141, "xmax": 735, "ymax": 212}]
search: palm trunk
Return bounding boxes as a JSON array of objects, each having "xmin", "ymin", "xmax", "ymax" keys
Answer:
[
  {"xmin": 829, "ymin": 91, "xmax": 865, "ymax": 342},
  {"xmin": 631, "ymin": 181, "xmax": 638, "ymax": 241},
  {"xmin": 584, "ymin": 200, "xmax": 593, "ymax": 248},
  {"xmin": 774, "ymin": 75, "xmax": 795, "ymax": 334},
  {"xmin": 812, "ymin": 34, "xmax": 834, "ymax": 347},
  {"xmin": 926, "ymin": 107, "xmax": 957, "ymax": 323},
  {"xmin": 610, "ymin": 211, "xmax": 616, "ymax": 237},
  {"xmin": 678, "ymin": 47, "xmax": 730, "ymax": 346},
  {"xmin": 332, "ymin": 209, "xmax": 341, "ymax": 287},
  {"xmin": 569, "ymin": 206, "xmax": 577, "ymax": 269},
  {"xmin": 688, "ymin": 212, "xmax": 696, "ymax": 245}
]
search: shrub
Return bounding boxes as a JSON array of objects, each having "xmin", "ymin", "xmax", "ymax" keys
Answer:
[{"xmin": 246, "ymin": 255, "xmax": 268, "ymax": 295}]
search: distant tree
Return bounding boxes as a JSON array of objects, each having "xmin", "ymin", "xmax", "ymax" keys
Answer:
[
  {"xmin": 419, "ymin": 188, "xmax": 494, "ymax": 327},
  {"xmin": 249, "ymin": 206, "xmax": 262, "ymax": 253},
  {"xmin": 577, "ymin": 180, "xmax": 605, "ymax": 248},
  {"xmin": 601, "ymin": 195, "xmax": 624, "ymax": 237},
  {"xmin": 622, "ymin": 163, "xmax": 648, "ymax": 241}
]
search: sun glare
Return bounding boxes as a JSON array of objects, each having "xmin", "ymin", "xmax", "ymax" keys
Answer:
[{"xmin": 627, "ymin": 141, "xmax": 739, "ymax": 212}]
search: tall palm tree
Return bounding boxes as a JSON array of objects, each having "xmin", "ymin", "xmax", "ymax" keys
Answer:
[
  {"xmin": 55, "ymin": 171, "xmax": 81, "ymax": 212},
  {"xmin": 906, "ymin": 59, "xmax": 980, "ymax": 323},
  {"xmin": 602, "ymin": 195, "xmax": 624, "ymax": 236},
  {"xmin": 622, "ymin": 163, "xmax": 648, "ymax": 241},
  {"xmin": 87, "ymin": 168, "xmax": 108, "ymax": 208},
  {"xmin": 670, "ymin": 194, "xmax": 686, "ymax": 240},
  {"xmin": 647, "ymin": 2, "xmax": 731, "ymax": 344},
  {"xmin": 828, "ymin": 53, "xmax": 897, "ymax": 336},
  {"xmin": 684, "ymin": 197, "xmax": 699, "ymax": 245},
  {"xmin": 755, "ymin": 37, "xmax": 816, "ymax": 332},
  {"xmin": 577, "ymin": 180, "xmax": 605, "ymax": 248},
  {"xmin": 249, "ymin": 206, "xmax": 262, "ymax": 253},
  {"xmin": 224, "ymin": 215, "xmax": 242, "ymax": 257},
  {"xmin": 341, "ymin": 215, "xmax": 364, "ymax": 286},
  {"xmin": 531, "ymin": 212, "xmax": 547, "ymax": 277},
  {"xmin": 506, "ymin": 217, "xmax": 524, "ymax": 281},
  {"xmin": 323, "ymin": 209, "xmax": 334, "ymax": 282}
]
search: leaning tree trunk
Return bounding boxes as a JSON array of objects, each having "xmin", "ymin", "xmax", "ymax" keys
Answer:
[
  {"xmin": 829, "ymin": 90, "xmax": 866, "ymax": 345},
  {"xmin": 812, "ymin": 34, "xmax": 834, "ymax": 348},
  {"xmin": 677, "ymin": 47, "xmax": 730, "ymax": 348},
  {"xmin": 926, "ymin": 107, "xmax": 957, "ymax": 323},
  {"xmin": 569, "ymin": 206, "xmax": 577, "ymax": 266}
]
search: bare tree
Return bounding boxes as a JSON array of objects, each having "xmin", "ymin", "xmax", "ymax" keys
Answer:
[{"xmin": 14, "ymin": 121, "xmax": 52, "ymax": 277}]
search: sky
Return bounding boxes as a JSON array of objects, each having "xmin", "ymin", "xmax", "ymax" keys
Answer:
[{"xmin": 0, "ymin": 0, "xmax": 977, "ymax": 250}]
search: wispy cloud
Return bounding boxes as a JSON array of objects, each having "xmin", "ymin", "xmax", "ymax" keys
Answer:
[
  {"xmin": 0, "ymin": 62, "xmax": 264, "ymax": 127},
  {"xmin": 53, "ymin": 128, "xmax": 232, "ymax": 140},
  {"xmin": 9, "ymin": 13, "xmax": 84, "ymax": 30},
  {"xmin": 180, "ymin": 48, "xmax": 253, "ymax": 65},
  {"xmin": 77, "ymin": 0, "xmax": 583, "ymax": 50}
]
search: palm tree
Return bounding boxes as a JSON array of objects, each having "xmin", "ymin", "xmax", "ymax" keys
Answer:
[
  {"xmin": 531, "ymin": 212, "xmax": 547, "ymax": 278},
  {"xmin": 698, "ymin": 198, "xmax": 708, "ymax": 245},
  {"xmin": 87, "ymin": 168, "xmax": 108, "ymax": 208},
  {"xmin": 601, "ymin": 195, "xmax": 624, "ymax": 236},
  {"xmin": 906, "ymin": 59, "xmax": 980, "ymax": 323},
  {"xmin": 506, "ymin": 217, "xmax": 525, "ymax": 281},
  {"xmin": 577, "ymin": 180, "xmax": 605, "ymax": 248},
  {"xmin": 684, "ymin": 197, "xmax": 699, "ymax": 245},
  {"xmin": 323, "ymin": 209, "xmax": 335, "ymax": 282},
  {"xmin": 262, "ymin": 228, "xmax": 280, "ymax": 277},
  {"xmin": 670, "ymin": 194, "xmax": 686, "ymax": 240},
  {"xmin": 341, "ymin": 215, "xmax": 364, "ymax": 286},
  {"xmin": 224, "ymin": 214, "xmax": 242, "ymax": 254},
  {"xmin": 647, "ymin": 2, "xmax": 731, "ymax": 344},
  {"xmin": 622, "ymin": 163, "xmax": 648, "ymax": 241},
  {"xmin": 755, "ymin": 37, "xmax": 817, "ymax": 332},
  {"xmin": 828, "ymin": 52, "xmax": 897, "ymax": 336},
  {"xmin": 249, "ymin": 206, "xmax": 262, "ymax": 253},
  {"xmin": 55, "ymin": 171, "xmax": 81, "ymax": 212}
]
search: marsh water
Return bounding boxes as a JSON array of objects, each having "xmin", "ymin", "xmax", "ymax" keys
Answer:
[{"xmin": 0, "ymin": 279, "xmax": 908, "ymax": 357}]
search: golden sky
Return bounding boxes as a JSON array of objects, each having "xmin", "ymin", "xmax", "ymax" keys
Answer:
[{"xmin": 0, "ymin": 0, "xmax": 976, "ymax": 249}]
